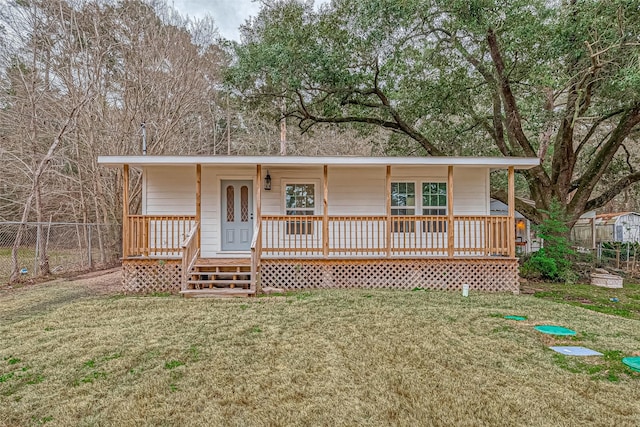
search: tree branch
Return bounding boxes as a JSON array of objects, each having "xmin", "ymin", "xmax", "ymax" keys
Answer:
[
  {"xmin": 620, "ymin": 143, "xmax": 635, "ymax": 174},
  {"xmin": 370, "ymin": 86, "xmax": 443, "ymax": 155},
  {"xmin": 449, "ymin": 35, "xmax": 512, "ymax": 156},
  {"xmin": 486, "ymin": 29, "xmax": 537, "ymax": 158},
  {"xmin": 293, "ymin": 90, "xmax": 403, "ymax": 132},
  {"xmin": 569, "ymin": 105, "xmax": 640, "ymax": 212},
  {"xmin": 574, "ymin": 108, "xmax": 626, "ymax": 157},
  {"xmin": 585, "ymin": 171, "xmax": 640, "ymax": 212}
]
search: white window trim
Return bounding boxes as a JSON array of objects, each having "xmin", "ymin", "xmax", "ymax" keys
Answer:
[
  {"xmin": 390, "ymin": 181, "xmax": 417, "ymax": 215},
  {"xmin": 390, "ymin": 180, "xmax": 448, "ymax": 214},
  {"xmin": 420, "ymin": 181, "xmax": 448, "ymax": 215},
  {"xmin": 281, "ymin": 179, "xmax": 320, "ymax": 215}
]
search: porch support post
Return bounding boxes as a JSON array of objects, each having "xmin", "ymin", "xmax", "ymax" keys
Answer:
[
  {"xmin": 323, "ymin": 165, "xmax": 329, "ymax": 257},
  {"xmin": 508, "ymin": 166, "xmax": 515, "ymax": 257},
  {"xmin": 447, "ymin": 166, "xmax": 454, "ymax": 258},
  {"xmin": 122, "ymin": 164, "xmax": 130, "ymax": 258},
  {"xmin": 253, "ymin": 164, "xmax": 262, "ymax": 291},
  {"xmin": 256, "ymin": 164, "xmax": 262, "ymax": 258},
  {"xmin": 256, "ymin": 165, "xmax": 262, "ymax": 223},
  {"xmin": 386, "ymin": 165, "xmax": 391, "ymax": 258},
  {"xmin": 196, "ymin": 164, "xmax": 201, "ymax": 248}
]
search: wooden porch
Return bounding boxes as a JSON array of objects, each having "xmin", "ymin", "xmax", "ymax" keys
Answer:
[
  {"xmin": 120, "ymin": 212, "xmax": 516, "ymax": 295},
  {"xmin": 119, "ymin": 162, "xmax": 520, "ymax": 295}
]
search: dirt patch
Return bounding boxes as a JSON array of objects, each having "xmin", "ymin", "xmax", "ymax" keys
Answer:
[
  {"xmin": 0, "ymin": 268, "xmax": 123, "ymax": 323},
  {"xmin": 66, "ymin": 267, "xmax": 122, "ymax": 295},
  {"xmin": 518, "ymin": 283, "xmax": 546, "ymax": 295},
  {"xmin": 564, "ymin": 295, "xmax": 594, "ymax": 304},
  {"xmin": 0, "ymin": 267, "xmax": 121, "ymax": 296}
]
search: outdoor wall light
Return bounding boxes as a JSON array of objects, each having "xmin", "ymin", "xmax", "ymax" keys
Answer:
[{"xmin": 264, "ymin": 170, "xmax": 272, "ymax": 191}]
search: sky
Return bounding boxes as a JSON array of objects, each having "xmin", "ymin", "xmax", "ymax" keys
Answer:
[
  {"xmin": 171, "ymin": 0, "xmax": 328, "ymax": 42},
  {"xmin": 171, "ymin": 0, "xmax": 261, "ymax": 41}
]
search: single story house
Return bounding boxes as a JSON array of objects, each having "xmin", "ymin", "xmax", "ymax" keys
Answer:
[{"xmin": 97, "ymin": 155, "xmax": 539, "ymax": 296}]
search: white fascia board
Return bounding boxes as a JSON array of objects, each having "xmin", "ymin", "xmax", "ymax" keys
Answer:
[{"xmin": 98, "ymin": 155, "xmax": 540, "ymax": 169}]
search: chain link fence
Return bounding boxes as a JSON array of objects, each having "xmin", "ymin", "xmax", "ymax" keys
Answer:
[
  {"xmin": 0, "ymin": 222, "xmax": 121, "ymax": 283},
  {"xmin": 573, "ymin": 243, "xmax": 640, "ymax": 277}
]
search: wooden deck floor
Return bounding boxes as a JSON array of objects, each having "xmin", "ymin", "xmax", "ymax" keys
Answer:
[{"xmin": 193, "ymin": 258, "xmax": 251, "ymax": 267}]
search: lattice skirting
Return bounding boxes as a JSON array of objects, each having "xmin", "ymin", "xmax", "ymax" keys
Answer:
[
  {"xmin": 122, "ymin": 259, "xmax": 182, "ymax": 293},
  {"xmin": 260, "ymin": 258, "xmax": 519, "ymax": 292}
]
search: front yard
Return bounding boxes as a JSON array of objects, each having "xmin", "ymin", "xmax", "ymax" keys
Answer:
[
  {"xmin": 522, "ymin": 280, "xmax": 640, "ymax": 320},
  {"xmin": 1, "ymin": 272, "xmax": 639, "ymax": 426}
]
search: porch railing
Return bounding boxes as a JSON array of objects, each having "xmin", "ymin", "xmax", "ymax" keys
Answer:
[
  {"xmin": 261, "ymin": 215, "xmax": 510, "ymax": 258},
  {"xmin": 180, "ymin": 222, "xmax": 200, "ymax": 291},
  {"xmin": 124, "ymin": 215, "xmax": 196, "ymax": 257},
  {"xmin": 250, "ymin": 221, "xmax": 261, "ymax": 291},
  {"xmin": 124, "ymin": 214, "xmax": 509, "ymax": 260}
]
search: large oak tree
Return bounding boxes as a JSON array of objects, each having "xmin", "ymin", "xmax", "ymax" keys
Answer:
[{"xmin": 230, "ymin": 0, "xmax": 640, "ymax": 225}]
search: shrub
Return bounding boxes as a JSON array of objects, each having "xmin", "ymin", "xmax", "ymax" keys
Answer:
[
  {"xmin": 520, "ymin": 251, "xmax": 558, "ymax": 279},
  {"xmin": 521, "ymin": 200, "xmax": 575, "ymax": 282}
]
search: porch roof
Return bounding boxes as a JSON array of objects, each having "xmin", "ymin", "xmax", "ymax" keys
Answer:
[{"xmin": 98, "ymin": 155, "xmax": 539, "ymax": 169}]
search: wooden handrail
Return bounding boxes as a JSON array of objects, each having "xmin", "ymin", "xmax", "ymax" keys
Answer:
[
  {"xmin": 180, "ymin": 222, "xmax": 200, "ymax": 248},
  {"xmin": 181, "ymin": 222, "xmax": 200, "ymax": 292},
  {"xmin": 250, "ymin": 221, "xmax": 261, "ymax": 250},
  {"xmin": 250, "ymin": 221, "xmax": 261, "ymax": 292},
  {"xmin": 125, "ymin": 215, "xmax": 196, "ymax": 257},
  {"xmin": 260, "ymin": 214, "xmax": 512, "ymax": 258}
]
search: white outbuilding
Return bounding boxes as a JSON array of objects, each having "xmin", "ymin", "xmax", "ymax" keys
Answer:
[{"xmin": 573, "ymin": 211, "xmax": 640, "ymax": 244}]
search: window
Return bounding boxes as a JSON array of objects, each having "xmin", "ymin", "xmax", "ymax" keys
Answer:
[
  {"xmin": 422, "ymin": 182, "xmax": 447, "ymax": 215},
  {"xmin": 285, "ymin": 183, "xmax": 315, "ymax": 234},
  {"xmin": 389, "ymin": 181, "xmax": 448, "ymax": 233},
  {"xmin": 226, "ymin": 185, "xmax": 234, "ymax": 222},
  {"xmin": 390, "ymin": 182, "xmax": 416, "ymax": 215},
  {"xmin": 240, "ymin": 185, "xmax": 249, "ymax": 222},
  {"xmin": 422, "ymin": 182, "xmax": 447, "ymax": 232},
  {"xmin": 391, "ymin": 182, "xmax": 416, "ymax": 232}
]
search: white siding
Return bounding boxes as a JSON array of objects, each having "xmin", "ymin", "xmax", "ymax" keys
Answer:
[
  {"xmin": 392, "ymin": 165, "xmax": 448, "ymax": 179},
  {"xmin": 452, "ymin": 168, "xmax": 489, "ymax": 252},
  {"xmin": 143, "ymin": 166, "xmax": 197, "ymax": 254},
  {"xmin": 144, "ymin": 166, "xmax": 196, "ymax": 215},
  {"xmin": 453, "ymin": 168, "xmax": 488, "ymax": 215},
  {"xmin": 143, "ymin": 164, "xmax": 491, "ymax": 256},
  {"xmin": 329, "ymin": 166, "xmax": 386, "ymax": 215},
  {"xmin": 242, "ymin": 164, "xmax": 487, "ymax": 216},
  {"xmin": 261, "ymin": 166, "xmax": 323, "ymax": 215}
]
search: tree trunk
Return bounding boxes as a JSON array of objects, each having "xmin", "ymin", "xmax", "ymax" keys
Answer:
[{"xmin": 35, "ymin": 180, "xmax": 50, "ymax": 276}]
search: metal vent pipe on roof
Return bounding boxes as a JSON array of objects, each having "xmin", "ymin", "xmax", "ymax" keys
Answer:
[{"xmin": 141, "ymin": 122, "xmax": 147, "ymax": 155}]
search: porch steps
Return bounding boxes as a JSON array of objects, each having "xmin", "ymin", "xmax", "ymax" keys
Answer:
[
  {"xmin": 181, "ymin": 289, "xmax": 256, "ymax": 298},
  {"xmin": 181, "ymin": 258, "xmax": 254, "ymax": 298}
]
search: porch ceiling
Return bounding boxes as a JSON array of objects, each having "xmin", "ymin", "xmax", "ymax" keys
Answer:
[{"xmin": 98, "ymin": 155, "xmax": 539, "ymax": 170}]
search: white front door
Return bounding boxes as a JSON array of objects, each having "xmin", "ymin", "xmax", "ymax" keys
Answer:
[{"xmin": 221, "ymin": 180, "xmax": 253, "ymax": 251}]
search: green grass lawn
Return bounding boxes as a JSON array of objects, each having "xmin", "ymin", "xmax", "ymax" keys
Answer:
[
  {"xmin": 523, "ymin": 280, "xmax": 640, "ymax": 320},
  {"xmin": 1, "ymin": 276, "xmax": 639, "ymax": 426}
]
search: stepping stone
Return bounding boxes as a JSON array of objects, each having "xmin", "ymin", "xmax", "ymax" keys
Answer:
[
  {"xmin": 622, "ymin": 357, "xmax": 640, "ymax": 372},
  {"xmin": 534, "ymin": 325, "xmax": 577, "ymax": 336},
  {"xmin": 504, "ymin": 315, "xmax": 527, "ymax": 321},
  {"xmin": 549, "ymin": 346, "xmax": 603, "ymax": 356}
]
